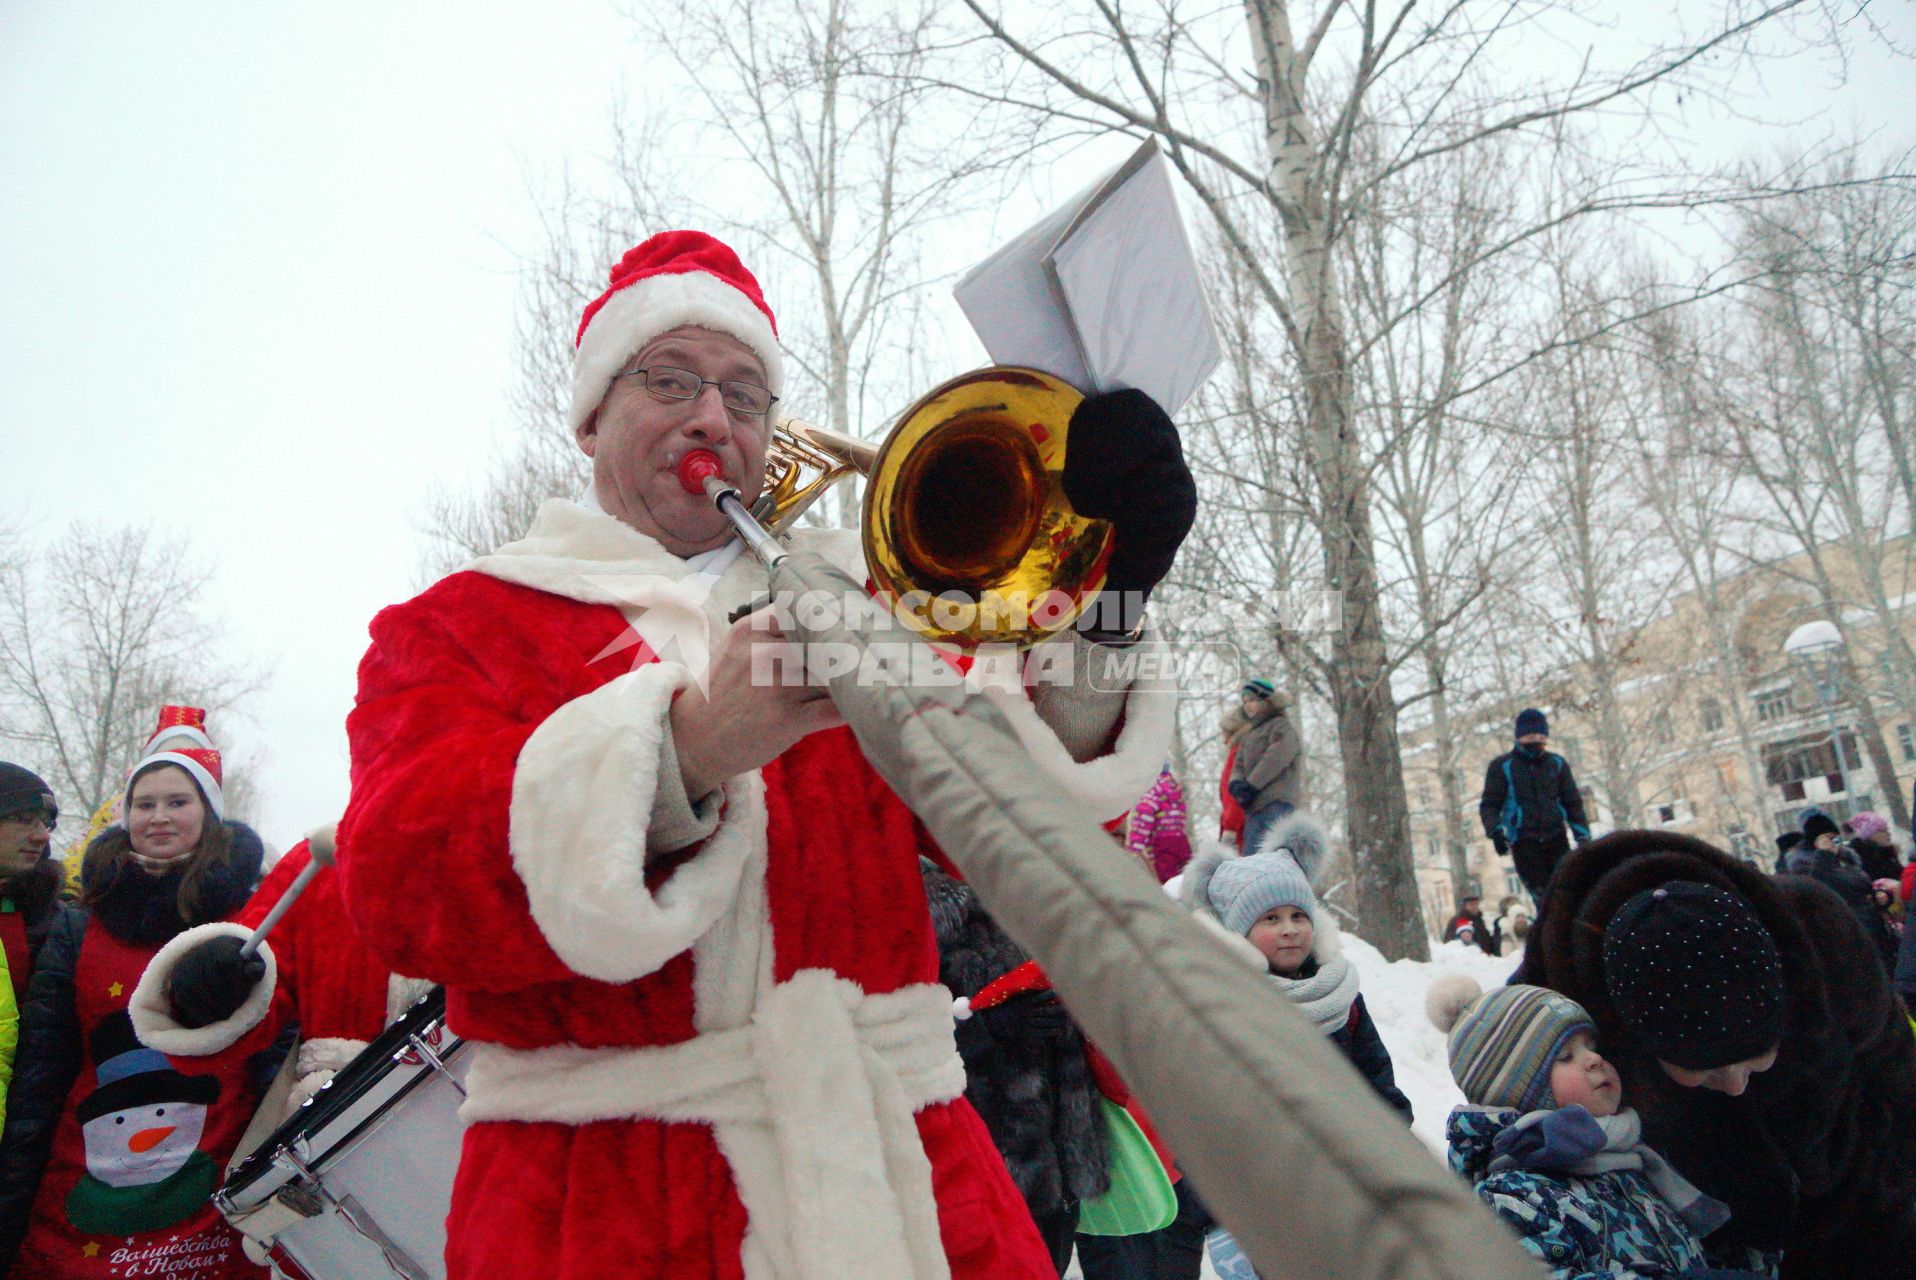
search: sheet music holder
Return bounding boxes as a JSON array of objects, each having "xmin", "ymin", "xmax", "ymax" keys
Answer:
[{"xmin": 954, "ymin": 139, "xmax": 1222, "ymax": 417}]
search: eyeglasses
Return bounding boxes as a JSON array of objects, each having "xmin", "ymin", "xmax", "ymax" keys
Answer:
[
  {"xmin": 614, "ymin": 365, "xmax": 777, "ymax": 418},
  {"xmin": 1, "ymin": 811, "xmax": 56, "ymax": 832}
]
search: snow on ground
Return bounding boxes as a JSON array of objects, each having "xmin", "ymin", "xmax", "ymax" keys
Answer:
[{"xmin": 1342, "ymin": 933, "xmax": 1521, "ymax": 1155}]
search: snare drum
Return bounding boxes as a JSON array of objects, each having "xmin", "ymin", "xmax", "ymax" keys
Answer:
[{"xmin": 216, "ymin": 988, "xmax": 467, "ymax": 1280}]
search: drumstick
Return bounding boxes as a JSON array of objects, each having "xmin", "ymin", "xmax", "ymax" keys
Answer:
[{"xmin": 239, "ymin": 824, "xmax": 337, "ymax": 960}]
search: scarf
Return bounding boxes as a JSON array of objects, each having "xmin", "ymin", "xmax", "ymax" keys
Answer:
[
  {"xmin": 1269, "ymin": 953, "xmax": 1359, "ymax": 1032},
  {"xmin": 1487, "ymin": 1105, "xmax": 1730, "ymax": 1237}
]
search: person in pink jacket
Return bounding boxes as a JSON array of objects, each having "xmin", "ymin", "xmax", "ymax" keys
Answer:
[{"xmin": 1127, "ymin": 764, "xmax": 1192, "ymax": 882}]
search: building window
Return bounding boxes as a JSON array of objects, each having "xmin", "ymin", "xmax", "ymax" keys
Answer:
[
  {"xmin": 1754, "ymin": 687, "xmax": 1789, "ymax": 723},
  {"xmin": 1652, "ymin": 710, "xmax": 1674, "ymax": 738},
  {"xmin": 1764, "ymin": 730, "xmax": 1859, "ymax": 791},
  {"xmin": 1700, "ymin": 697, "xmax": 1724, "ymax": 732},
  {"xmin": 1900, "ymin": 723, "xmax": 1916, "ymax": 763},
  {"xmin": 1654, "ymin": 799, "xmax": 1692, "ymax": 826}
]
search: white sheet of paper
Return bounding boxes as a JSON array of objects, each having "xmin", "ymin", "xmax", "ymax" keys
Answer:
[
  {"xmin": 953, "ymin": 140, "xmax": 1221, "ymax": 417},
  {"xmin": 952, "ymin": 184, "xmax": 1096, "ymax": 389},
  {"xmin": 1048, "ymin": 151, "xmax": 1221, "ymax": 416}
]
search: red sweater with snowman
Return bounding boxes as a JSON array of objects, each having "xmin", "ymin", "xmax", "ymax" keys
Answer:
[
  {"xmin": 338, "ymin": 503, "xmax": 1174, "ymax": 1280},
  {"xmin": 1, "ymin": 839, "xmax": 282, "ymax": 1280}
]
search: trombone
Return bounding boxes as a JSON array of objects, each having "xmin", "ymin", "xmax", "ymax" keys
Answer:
[{"xmin": 683, "ymin": 366, "xmax": 1113, "ymax": 649}]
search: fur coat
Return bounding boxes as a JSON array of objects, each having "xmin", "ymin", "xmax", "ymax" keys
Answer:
[
  {"xmin": 1515, "ymin": 829, "xmax": 1916, "ymax": 1264},
  {"xmin": 919, "ymin": 858, "xmax": 1109, "ymax": 1216}
]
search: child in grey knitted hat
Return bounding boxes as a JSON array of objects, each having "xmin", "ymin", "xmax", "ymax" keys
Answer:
[{"xmin": 1184, "ymin": 813, "xmax": 1411, "ymax": 1280}]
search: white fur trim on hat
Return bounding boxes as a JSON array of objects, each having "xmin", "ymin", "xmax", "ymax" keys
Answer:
[
  {"xmin": 128, "ymin": 750, "xmax": 224, "ymax": 821},
  {"xmin": 145, "ymin": 725, "xmax": 214, "ymax": 753},
  {"xmin": 129, "ymin": 922, "xmax": 277, "ymax": 1056},
  {"xmin": 569, "ymin": 269, "xmax": 785, "ymax": 434}
]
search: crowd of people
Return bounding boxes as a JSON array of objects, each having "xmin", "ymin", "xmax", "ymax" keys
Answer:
[{"xmin": 0, "ymin": 229, "xmax": 1912, "ymax": 1280}]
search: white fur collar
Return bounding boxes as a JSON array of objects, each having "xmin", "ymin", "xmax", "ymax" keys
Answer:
[
  {"xmin": 467, "ymin": 499, "xmax": 719, "ymax": 603},
  {"xmin": 466, "ymin": 499, "xmax": 863, "ymax": 672}
]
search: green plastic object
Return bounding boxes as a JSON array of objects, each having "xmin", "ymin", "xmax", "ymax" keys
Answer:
[{"xmin": 1075, "ymin": 1098, "xmax": 1177, "ymax": 1236}]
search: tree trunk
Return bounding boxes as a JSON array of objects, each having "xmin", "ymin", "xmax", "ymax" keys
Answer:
[
  {"xmin": 1427, "ymin": 665, "xmax": 1475, "ymax": 898},
  {"xmin": 1247, "ymin": 0, "xmax": 1427, "ymax": 957}
]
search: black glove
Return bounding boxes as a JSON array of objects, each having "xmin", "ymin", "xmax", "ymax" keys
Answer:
[
  {"xmin": 169, "ymin": 934, "xmax": 266, "ymax": 1029},
  {"xmin": 1228, "ymin": 780, "xmax": 1258, "ymax": 809},
  {"xmin": 1062, "ymin": 389, "xmax": 1198, "ymax": 634},
  {"xmin": 1492, "ymin": 835, "xmax": 1510, "ymax": 857}
]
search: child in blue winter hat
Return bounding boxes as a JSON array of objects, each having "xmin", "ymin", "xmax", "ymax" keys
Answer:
[
  {"xmin": 1426, "ymin": 976, "xmax": 1770, "ymax": 1280},
  {"xmin": 1183, "ymin": 813, "xmax": 1412, "ymax": 1280}
]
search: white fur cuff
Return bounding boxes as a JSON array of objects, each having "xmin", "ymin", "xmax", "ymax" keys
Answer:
[
  {"xmin": 510, "ymin": 660, "xmax": 768, "ymax": 984},
  {"xmin": 982, "ymin": 674, "xmax": 1178, "ymax": 822},
  {"xmin": 129, "ymin": 922, "xmax": 278, "ymax": 1057}
]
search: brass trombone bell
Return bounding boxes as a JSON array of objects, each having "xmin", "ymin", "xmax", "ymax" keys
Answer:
[{"xmin": 754, "ymin": 366, "xmax": 1113, "ymax": 648}]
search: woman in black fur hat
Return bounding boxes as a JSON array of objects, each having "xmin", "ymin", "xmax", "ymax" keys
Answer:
[{"xmin": 1516, "ymin": 828, "xmax": 1916, "ymax": 1278}]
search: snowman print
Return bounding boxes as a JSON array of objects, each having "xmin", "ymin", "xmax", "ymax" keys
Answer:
[{"xmin": 66, "ymin": 1011, "xmax": 222, "ymax": 1237}]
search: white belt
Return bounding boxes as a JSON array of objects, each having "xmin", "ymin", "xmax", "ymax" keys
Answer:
[{"xmin": 461, "ymin": 971, "xmax": 966, "ymax": 1280}]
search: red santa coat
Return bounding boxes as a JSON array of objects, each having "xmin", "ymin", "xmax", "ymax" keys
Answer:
[
  {"xmin": 338, "ymin": 502, "xmax": 1172, "ymax": 1280},
  {"xmin": 17, "ymin": 918, "xmax": 281, "ymax": 1280}
]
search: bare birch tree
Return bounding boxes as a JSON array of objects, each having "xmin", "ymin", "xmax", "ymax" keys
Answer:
[
  {"xmin": 1349, "ymin": 126, "xmax": 1524, "ymax": 899},
  {"xmin": 1715, "ymin": 168, "xmax": 1916, "ymax": 826},
  {"xmin": 1630, "ymin": 304, "xmax": 1784, "ymax": 847},
  {"xmin": 0, "ymin": 524, "xmax": 262, "ymax": 825},
  {"xmin": 421, "ymin": 0, "xmax": 1022, "ymax": 570},
  {"xmin": 930, "ymin": 0, "xmax": 1851, "ymax": 956}
]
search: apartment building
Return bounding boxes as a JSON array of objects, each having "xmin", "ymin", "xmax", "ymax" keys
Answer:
[{"xmin": 1403, "ymin": 538, "xmax": 1916, "ymax": 937}]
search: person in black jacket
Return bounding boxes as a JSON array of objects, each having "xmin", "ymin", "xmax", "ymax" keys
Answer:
[
  {"xmin": 1794, "ymin": 810, "xmax": 1895, "ymax": 972},
  {"xmin": 0, "ymin": 751, "xmax": 280, "ymax": 1273},
  {"xmin": 920, "ymin": 857, "xmax": 1108, "ymax": 1276},
  {"xmin": 1845, "ymin": 811, "xmax": 1902, "ymax": 883},
  {"xmin": 0, "ymin": 763, "xmax": 74, "ymax": 1015},
  {"xmin": 1479, "ymin": 708, "xmax": 1590, "ymax": 905},
  {"xmin": 1517, "ymin": 828, "xmax": 1916, "ymax": 1278},
  {"xmin": 1440, "ymin": 886, "xmax": 1498, "ymax": 956}
]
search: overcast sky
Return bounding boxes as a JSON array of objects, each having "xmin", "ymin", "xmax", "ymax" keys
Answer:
[{"xmin": 3, "ymin": 1, "xmax": 1912, "ymax": 851}]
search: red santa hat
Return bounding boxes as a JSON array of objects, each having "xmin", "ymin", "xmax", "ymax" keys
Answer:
[
  {"xmin": 569, "ymin": 230, "xmax": 784, "ymax": 434},
  {"xmin": 950, "ymin": 960, "xmax": 1052, "ymax": 1021},
  {"xmin": 127, "ymin": 744, "xmax": 224, "ymax": 822},
  {"xmin": 143, "ymin": 704, "xmax": 214, "ymax": 753}
]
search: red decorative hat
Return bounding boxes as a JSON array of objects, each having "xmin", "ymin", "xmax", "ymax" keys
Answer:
[
  {"xmin": 951, "ymin": 960, "xmax": 1052, "ymax": 1021},
  {"xmin": 144, "ymin": 704, "xmax": 213, "ymax": 753},
  {"xmin": 127, "ymin": 744, "xmax": 224, "ymax": 821},
  {"xmin": 569, "ymin": 230, "xmax": 784, "ymax": 434}
]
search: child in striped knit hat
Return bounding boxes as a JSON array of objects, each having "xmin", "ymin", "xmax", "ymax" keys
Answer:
[{"xmin": 1426, "ymin": 976, "xmax": 1768, "ymax": 1279}]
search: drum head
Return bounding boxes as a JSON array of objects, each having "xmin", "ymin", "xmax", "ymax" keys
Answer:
[{"xmin": 221, "ymin": 986, "xmax": 450, "ymax": 1204}]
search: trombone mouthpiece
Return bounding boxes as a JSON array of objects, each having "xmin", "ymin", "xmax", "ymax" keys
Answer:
[{"xmin": 678, "ymin": 450, "xmax": 725, "ymax": 494}]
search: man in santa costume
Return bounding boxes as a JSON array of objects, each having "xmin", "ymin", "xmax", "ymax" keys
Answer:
[{"xmin": 338, "ymin": 229, "xmax": 1195, "ymax": 1279}]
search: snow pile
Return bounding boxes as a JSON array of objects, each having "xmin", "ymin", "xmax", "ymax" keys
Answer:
[{"xmin": 1341, "ymin": 933, "xmax": 1520, "ymax": 1156}]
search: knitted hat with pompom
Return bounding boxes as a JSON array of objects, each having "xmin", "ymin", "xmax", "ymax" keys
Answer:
[{"xmin": 1427, "ymin": 975, "xmax": 1595, "ymax": 1111}]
